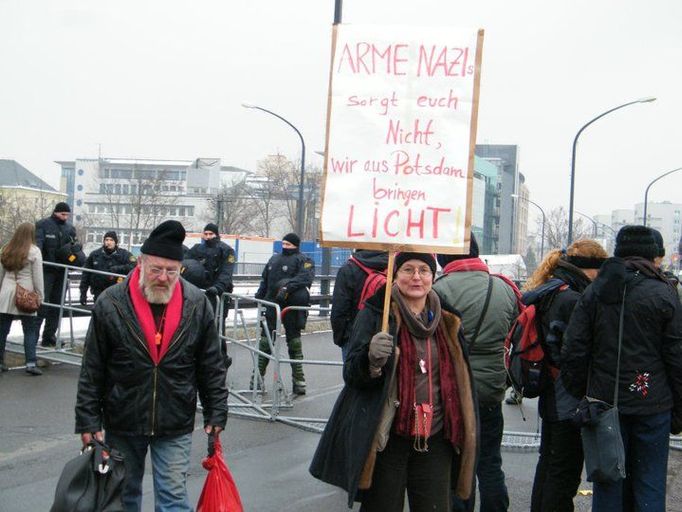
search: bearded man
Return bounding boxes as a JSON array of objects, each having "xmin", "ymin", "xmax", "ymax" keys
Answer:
[{"xmin": 75, "ymin": 220, "xmax": 228, "ymax": 512}]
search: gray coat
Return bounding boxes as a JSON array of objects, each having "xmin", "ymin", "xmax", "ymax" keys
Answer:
[{"xmin": 0, "ymin": 245, "xmax": 45, "ymax": 316}]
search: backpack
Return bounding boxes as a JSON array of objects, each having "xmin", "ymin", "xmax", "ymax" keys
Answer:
[
  {"xmin": 350, "ymin": 256, "xmax": 387, "ymax": 310},
  {"xmin": 504, "ymin": 278, "xmax": 567, "ymax": 399}
]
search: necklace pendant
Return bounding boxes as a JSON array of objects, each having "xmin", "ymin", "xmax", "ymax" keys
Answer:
[
  {"xmin": 155, "ymin": 332, "xmax": 162, "ymax": 345},
  {"xmin": 419, "ymin": 358, "xmax": 427, "ymax": 374}
]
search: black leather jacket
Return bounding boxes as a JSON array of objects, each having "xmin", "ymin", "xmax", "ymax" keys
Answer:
[{"xmin": 75, "ymin": 277, "xmax": 228, "ymax": 437}]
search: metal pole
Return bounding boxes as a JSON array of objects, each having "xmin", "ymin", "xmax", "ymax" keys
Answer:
[
  {"xmin": 568, "ymin": 97, "xmax": 656, "ymax": 245},
  {"xmin": 643, "ymin": 166, "xmax": 682, "ymax": 227},
  {"xmin": 334, "ymin": 0, "xmax": 343, "ymax": 24},
  {"xmin": 512, "ymin": 194, "xmax": 546, "ymax": 259},
  {"xmin": 242, "ymin": 104, "xmax": 306, "ymax": 235}
]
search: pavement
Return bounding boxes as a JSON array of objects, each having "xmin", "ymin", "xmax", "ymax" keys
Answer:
[{"xmin": 1, "ymin": 317, "xmax": 681, "ymax": 511}]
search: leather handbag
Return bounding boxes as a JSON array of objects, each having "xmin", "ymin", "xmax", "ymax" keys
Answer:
[
  {"xmin": 14, "ymin": 272, "xmax": 41, "ymax": 313},
  {"xmin": 50, "ymin": 440, "xmax": 125, "ymax": 512},
  {"xmin": 576, "ymin": 285, "xmax": 627, "ymax": 483}
]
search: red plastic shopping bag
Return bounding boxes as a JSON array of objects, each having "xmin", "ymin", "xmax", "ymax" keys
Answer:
[{"xmin": 197, "ymin": 433, "xmax": 244, "ymax": 512}]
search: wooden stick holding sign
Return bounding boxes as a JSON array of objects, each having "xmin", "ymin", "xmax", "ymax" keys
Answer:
[{"xmin": 381, "ymin": 251, "xmax": 396, "ymax": 333}]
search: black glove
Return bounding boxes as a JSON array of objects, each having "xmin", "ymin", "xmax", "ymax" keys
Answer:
[
  {"xmin": 368, "ymin": 332, "xmax": 393, "ymax": 368},
  {"xmin": 275, "ymin": 287, "xmax": 288, "ymax": 304},
  {"xmin": 80, "ymin": 291, "xmax": 87, "ymax": 306},
  {"xmin": 206, "ymin": 286, "xmax": 219, "ymax": 297}
]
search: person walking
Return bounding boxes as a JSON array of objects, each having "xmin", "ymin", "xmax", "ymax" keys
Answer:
[
  {"xmin": 331, "ymin": 250, "xmax": 388, "ymax": 360},
  {"xmin": 0, "ymin": 223, "xmax": 45, "ymax": 375},
  {"xmin": 79, "ymin": 231, "xmax": 136, "ymax": 304},
  {"xmin": 254, "ymin": 233, "xmax": 314, "ymax": 395},
  {"xmin": 526, "ymin": 239, "xmax": 608, "ymax": 512},
  {"xmin": 35, "ymin": 202, "xmax": 80, "ymax": 347},
  {"xmin": 75, "ymin": 220, "xmax": 229, "ymax": 511},
  {"xmin": 562, "ymin": 226, "xmax": 682, "ymax": 511},
  {"xmin": 434, "ymin": 234, "xmax": 521, "ymax": 512},
  {"xmin": 310, "ymin": 252, "xmax": 477, "ymax": 511}
]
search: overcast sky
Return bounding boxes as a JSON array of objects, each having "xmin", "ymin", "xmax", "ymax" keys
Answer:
[{"xmin": 1, "ymin": 0, "xmax": 680, "ymax": 226}]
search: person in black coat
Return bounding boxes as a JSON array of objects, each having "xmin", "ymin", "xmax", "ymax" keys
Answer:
[
  {"xmin": 254, "ymin": 233, "xmax": 314, "ymax": 395},
  {"xmin": 525, "ymin": 240, "xmax": 607, "ymax": 512},
  {"xmin": 79, "ymin": 231, "xmax": 136, "ymax": 304},
  {"xmin": 331, "ymin": 250, "xmax": 388, "ymax": 360},
  {"xmin": 562, "ymin": 226, "xmax": 682, "ymax": 511},
  {"xmin": 35, "ymin": 202, "xmax": 80, "ymax": 347},
  {"xmin": 185, "ymin": 223, "xmax": 236, "ymax": 317},
  {"xmin": 310, "ymin": 253, "xmax": 478, "ymax": 510}
]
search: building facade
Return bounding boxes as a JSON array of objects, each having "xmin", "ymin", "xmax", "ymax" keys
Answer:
[{"xmin": 57, "ymin": 157, "xmax": 252, "ymax": 251}]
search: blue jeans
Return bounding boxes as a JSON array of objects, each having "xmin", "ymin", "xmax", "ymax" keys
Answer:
[
  {"xmin": 453, "ymin": 402, "xmax": 509, "ymax": 512},
  {"xmin": 106, "ymin": 432, "xmax": 193, "ymax": 512},
  {"xmin": 0, "ymin": 313, "xmax": 40, "ymax": 365},
  {"xmin": 592, "ymin": 410, "xmax": 670, "ymax": 512}
]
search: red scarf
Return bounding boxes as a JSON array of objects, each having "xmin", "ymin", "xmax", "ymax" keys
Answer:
[
  {"xmin": 443, "ymin": 257, "xmax": 524, "ymax": 310},
  {"xmin": 395, "ymin": 326, "xmax": 462, "ymax": 448},
  {"xmin": 128, "ymin": 266, "xmax": 183, "ymax": 364}
]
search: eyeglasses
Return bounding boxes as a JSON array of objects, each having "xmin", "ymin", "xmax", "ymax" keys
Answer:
[
  {"xmin": 147, "ymin": 266, "xmax": 180, "ymax": 278},
  {"xmin": 398, "ymin": 267, "xmax": 433, "ymax": 278}
]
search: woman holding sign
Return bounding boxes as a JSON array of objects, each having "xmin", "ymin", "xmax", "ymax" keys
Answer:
[{"xmin": 310, "ymin": 252, "xmax": 477, "ymax": 511}]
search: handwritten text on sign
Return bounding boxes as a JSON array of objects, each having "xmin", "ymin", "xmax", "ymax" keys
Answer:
[{"xmin": 321, "ymin": 25, "xmax": 481, "ymax": 250}]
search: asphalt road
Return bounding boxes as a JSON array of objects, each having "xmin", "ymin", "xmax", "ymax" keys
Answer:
[{"xmin": 1, "ymin": 327, "xmax": 680, "ymax": 511}]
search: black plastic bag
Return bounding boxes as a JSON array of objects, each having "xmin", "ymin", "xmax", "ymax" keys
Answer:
[{"xmin": 50, "ymin": 439, "xmax": 125, "ymax": 512}]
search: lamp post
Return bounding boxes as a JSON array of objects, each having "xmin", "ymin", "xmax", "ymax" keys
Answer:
[
  {"xmin": 575, "ymin": 210, "xmax": 598, "ymax": 238},
  {"xmin": 242, "ymin": 103, "xmax": 306, "ymax": 236},
  {"xmin": 567, "ymin": 97, "xmax": 656, "ymax": 245},
  {"xmin": 643, "ymin": 166, "xmax": 682, "ymax": 227},
  {"xmin": 512, "ymin": 194, "xmax": 546, "ymax": 259}
]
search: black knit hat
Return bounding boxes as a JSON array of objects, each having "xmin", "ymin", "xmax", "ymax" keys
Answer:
[
  {"xmin": 103, "ymin": 231, "xmax": 118, "ymax": 244},
  {"xmin": 204, "ymin": 223, "xmax": 220, "ymax": 237},
  {"xmin": 282, "ymin": 232, "xmax": 301, "ymax": 247},
  {"xmin": 649, "ymin": 228, "xmax": 665, "ymax": 258},
  {"xmin": 614, "ymin": 225, "xmax": 658, "ymax": 261},
  {"xmin": 53, "ymin": 202, "xmax": 71, "ymax": 213},
  {"xmin": 437, "ymin": 233, "xmax": 480, "ymax": 267},
  {"xmin": 141, "ymin": 220, "xmax": 186, "ymax": 261},
  {"xmin": 394, "ymin": 252, "xmax": 437, "ymax": 275}
]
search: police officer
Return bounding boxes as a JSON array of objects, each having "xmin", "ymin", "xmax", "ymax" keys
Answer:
[
  {"xmin": 255, "ymin": 233, "xmax": 315, "ymax": 395},
  {"xmin": 185, "ymin": 223, "xmax": 236, "ymax": 315},
  {"xmin": 35, "ymin": 202, "xmax": 81, "ymax": 347},
  {"xmin": 79, "ymin": 231, "xmax": 137, "ymax": 304}
]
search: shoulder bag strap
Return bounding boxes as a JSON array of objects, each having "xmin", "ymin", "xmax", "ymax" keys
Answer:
[
  {"xmin": 613, "ymin": 284, "xmax": 627, "ymax": 407},
  {"xmin": 468, "ymin": 275, "xmax": 493, "ymax": 351}
]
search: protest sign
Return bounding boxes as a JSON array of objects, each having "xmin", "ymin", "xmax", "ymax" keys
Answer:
[{"xmin": 320, "ymin": 25, "xmax": 484, "ymax": 254}]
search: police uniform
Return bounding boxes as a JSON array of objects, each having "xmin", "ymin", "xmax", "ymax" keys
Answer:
[
  {"xmin": 255, "ymin": 233, "xmax": 314, "ymax": 394},
  {"xmin": 80, "ymin": 232, "xmax": 137, "ymax": 303},
  {"xmin": 185, "ymin": 238, "xmax": 236, "ymax": 313}
]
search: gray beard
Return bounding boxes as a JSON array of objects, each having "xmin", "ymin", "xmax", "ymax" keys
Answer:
[{"xmin": 139, "ymin": 266, "xmax": 174, "ymax": 304}]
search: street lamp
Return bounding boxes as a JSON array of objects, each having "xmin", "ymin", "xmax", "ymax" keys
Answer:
[
  {"xmin": 242, "ymin": 103, "xmax": 306, "ymax": 236},
  {"xmin": 575, "ymin": 210, "xmax": 598, "ymax": 238},
  {"xmin": 511, "ymin": 194, "xmax": 546, "ymax": 259},
  {"xmin": 567, "ymin": 96, "xmax": 656, "ymax": 245},
  {"xmin": 643, "ymin": 166, "xmax": 682, "ymax": 227}
]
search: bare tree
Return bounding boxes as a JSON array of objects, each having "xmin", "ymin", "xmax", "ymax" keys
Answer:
[
  {"xmin": 542, "ymin": 206, "xmax": 592, "ymax": 250},
  {"xmin": 0, "ymin": 189, "xmax": 58, "ymax": 244},
  {"xmin": 208, "ymin": 181, "xmax": 257, "ymax": 235}
]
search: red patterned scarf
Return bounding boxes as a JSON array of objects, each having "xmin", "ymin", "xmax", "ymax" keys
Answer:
[{"xmin": 128, "ymin": 266, "xmax": 183, "ymax": 364}]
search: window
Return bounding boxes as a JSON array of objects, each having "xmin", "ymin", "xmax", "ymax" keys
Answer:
[
  {"xmin": 115, "ymin": 184, "xmax": 121, "ymax": 195},
  {"xmin": 123, "ymin": 184, "xmax": 129, "ymax": 195}
]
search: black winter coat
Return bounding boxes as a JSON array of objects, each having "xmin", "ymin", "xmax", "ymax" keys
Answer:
[
  {"xmin": 186, "ymin": 240, "xmax": 236, "ymax": 294},
  {"xmin": 562, "ymin": 257, "xmax": 682, "ymax": 417},
  {"xmin": 75, "ymin": 277, "xmax": 229, "ymax": 437},
  {"xmin": 310, "ymin": 286, "xmax": 478, "ymax": 508},
  {"xmin": 255, "ymin": 249, "xmax": 315, "ymax": 302},
  {"xmin": 80, "ymin": 246, "xmax": 137, "ymax": 297},
  {"xmin": 35, "ymin": 215, "xmax": 78, "ymax": 268},
  {"xmin": 330, "ymin": 250, "xmax": 388, "ymax": 348},
  {"xmin": 534, "ymin": 263, "xmax": 591, "ymax": 421}
]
